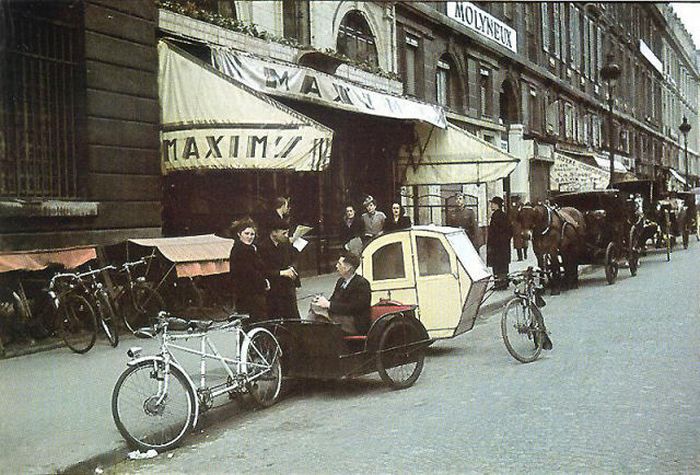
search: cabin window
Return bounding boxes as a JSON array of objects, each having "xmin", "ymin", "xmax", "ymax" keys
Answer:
[
  {"xmin": 371, "ymin": 242, "xmax": 406, "ymax": 280},
  {"xmin": 416, "ymin": 237, "xmax": 451, "ymax": 276}
]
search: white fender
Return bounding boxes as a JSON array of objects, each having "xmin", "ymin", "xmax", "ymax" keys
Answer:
[
  {"xmin": 127, "ymin": 356, "xmax": 201, "ymax": 428},
  {"xmin": 240, "ymin": 327, "xmax": 281, "ymax": 374}
]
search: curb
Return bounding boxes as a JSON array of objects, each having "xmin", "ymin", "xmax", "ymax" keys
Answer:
[{"xmin": 59, "ymin": 445, "xmax": 129, "ymax": 475}]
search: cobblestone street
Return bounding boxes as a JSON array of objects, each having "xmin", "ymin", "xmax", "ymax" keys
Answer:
[{"xmin": 106, "ymin": 244, "xmax": 700, "ymax": 474}]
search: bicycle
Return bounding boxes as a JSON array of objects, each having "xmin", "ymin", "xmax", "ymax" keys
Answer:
[
  {"xmin": 111, "ymin": 258, "xmax": 165, "ymax": 335},
  {"xmin": 48, "ymin": 272, "xmax": 98, "ymax": 354},
  {"xmin": 76, "ymin": 266, "xmax": 121, "ymax": 347},
  {"xmin": 111, "ymin": 311, "xmax": 282, "ymax": 452},
  {"xmin": 500, "ymin": 266, "xmax": 552, "ymax": 363}
]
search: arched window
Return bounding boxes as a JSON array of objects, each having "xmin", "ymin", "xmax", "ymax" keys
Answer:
[
  {"xmin": 436, "ymin": 54, "xmax": 461, "ymax": 109},
  {"xmin": 337, "ymin": 11, "xmax": 378, "ymax": 67}
]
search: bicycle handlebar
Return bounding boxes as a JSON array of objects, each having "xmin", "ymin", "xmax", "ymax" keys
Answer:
[
  {"xmin": 507, "ymin": 266, "xmax": 543, "ymax": 281},
  {"xmin": 119, "ymin": 258, "xmax": 148, "ymax": 270}
]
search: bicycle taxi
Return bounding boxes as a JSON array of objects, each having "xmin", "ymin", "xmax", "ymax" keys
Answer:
[{"xmin": 255, "ymin": 225, "xmax": 489, "ymax": 390}]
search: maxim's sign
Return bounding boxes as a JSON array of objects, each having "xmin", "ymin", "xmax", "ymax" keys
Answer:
[{"xmin": 446, "ymin": 2, "xmax": 517, "ymax": 53}]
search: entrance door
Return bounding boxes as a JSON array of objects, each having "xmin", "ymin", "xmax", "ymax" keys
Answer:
[{"xmin": 412, "ymin": 232, "xmax": 461, "ymax": 339}]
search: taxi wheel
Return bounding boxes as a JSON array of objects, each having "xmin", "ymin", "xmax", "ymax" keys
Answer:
[{"xmin": 376, "ymin": 319, "xmax": 424, "ymax": 390}]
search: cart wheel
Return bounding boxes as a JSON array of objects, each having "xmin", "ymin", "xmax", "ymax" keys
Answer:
[
  {"xmin": 376, "ymin": 319, "xmax": 425, "ymax": 389},
  {"xmin": 604, "ymin": 242, "xmax": 618, "ymax": 285},
  {"xmin": 628, "ymin": 228, "xmax": 639, "ymax": 277}
]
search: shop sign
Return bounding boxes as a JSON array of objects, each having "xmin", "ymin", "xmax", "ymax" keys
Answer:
[
  {"xmin": 446, "ymin": 2, "xmax": 517, "ymax": 53},
  {"xmin": 211, "ymin": 48, "xmax": 446, "ymax": 128}
]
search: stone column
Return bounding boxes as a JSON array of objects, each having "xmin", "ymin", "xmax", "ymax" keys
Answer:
[{"xmin": 507, "ymin": 124, "xmax": 530, "ymax": 202}]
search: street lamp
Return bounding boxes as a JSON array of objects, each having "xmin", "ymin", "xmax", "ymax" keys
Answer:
[
  {"xmin": 601, "ymin": 53, "xmax": 621, "ymax": 187},
  {"xmin": 679, "ymin": 116, "xmax": 691, "ymax": 191}
]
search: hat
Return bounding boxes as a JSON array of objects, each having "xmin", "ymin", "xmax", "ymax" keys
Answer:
[
  {"xmin": 490, "ymin": 196, "xmax": 504, "ymax": 207},
  {"xmin": 362, "ymin": 195, "xmax": 376, "ymax": 207}
]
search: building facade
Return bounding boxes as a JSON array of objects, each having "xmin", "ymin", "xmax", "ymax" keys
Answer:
[
  {"xmin": 1, "ymin": 1, "xmax": 698, "ymax": 254},
  {"xmin": 394, "ymin": 2, "xmax": 700, "ymax": 203}
]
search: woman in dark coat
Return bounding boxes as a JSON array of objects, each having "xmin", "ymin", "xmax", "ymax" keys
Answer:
[
  {"xmin": 340, "ymin": 204, "xmax": 363, "ymax": 246},
  {"xmin": 384, "ymin": 202, "xmax": 412, "ymax": 232},
  {"xmin": 487, "ymin": 196, "xmax": 512, "ymax": 290},
  {"xmin": 229, "ymin": 217, "xmax": 268, "ymax": 321}
]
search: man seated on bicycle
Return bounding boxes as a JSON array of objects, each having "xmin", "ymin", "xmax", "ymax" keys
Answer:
[{"xmin": 311, "ymin": 252, "xmax": 371, "ymax": 335}]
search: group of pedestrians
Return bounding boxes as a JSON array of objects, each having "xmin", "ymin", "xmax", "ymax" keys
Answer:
[
  {"xmin": 228, "ymin": 195, "xmax": 373, "ymax": 336},
  {"xmin": 339, "ymin": 196, "xmax": 412, "ymax": 251}
]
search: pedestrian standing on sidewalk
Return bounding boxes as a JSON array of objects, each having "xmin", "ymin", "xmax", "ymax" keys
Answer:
[
  {"xmin": 487, "ymin": 196, "xmax": 512, "ymax": 290},
  {"xmin": 258, "ymin": 218, "xmax": 301, "ymax": 319},
  {"xmin": 340, "ymin": 204, "xmax": 363, "ymax": 248},
  {"xmin": 509, "ymin": 198, "xmax": 529, "ymax": 261},
  {"xmin": 447, "ymin": 193, "xmax": 478, "ymax": 245},
  {"xmin": 361, "ymin": 195, "xmax": 386, "ymax": 243},
  {"xmin": 384, "ymin": 202, "xmax": 412, "ymax": 231},
  {"xmin": 229, "ymin": 217, "xmax": 269, "ymax": 322},
  {"xmin": 258, "ymin": 196, "xmax": 291, "ymax": 240}
]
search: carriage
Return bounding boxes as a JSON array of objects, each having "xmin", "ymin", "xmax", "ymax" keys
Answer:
[
  {"xmin": 550, "ymin": 189, "xmax": 640, "ymax": 284},
  {"xmin": 615, "ymin": 179, "xmax": 676, "ymax": 259}
]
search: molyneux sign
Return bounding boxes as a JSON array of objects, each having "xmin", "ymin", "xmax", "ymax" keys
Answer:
[{"xmin": 446, "ymin": 2, "xmax": 517, "ymax": 53}]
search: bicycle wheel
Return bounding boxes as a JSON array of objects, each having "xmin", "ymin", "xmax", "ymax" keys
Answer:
[
  {"xmin": 112, "ymin": 360, "xmax": 196, "ymax": 452},
  {"xmin": 97, "ymin": 291, "xmax": 119, "ymax": 347},
  {"xmin": 376, "ymin": 319, "xmax": 425, "ymax": 389},
  {"xmin": 243, "ymin": 329, "xmax": 282, "ymax": 407},
  {"xmin": 501, "ymin": 298, "xmax": 543, "ymax": 363},
  {"xmin": 123, "ymin": 284, "xmax": 165, "ymax": 334},
  {"xmin": 59, "ymin": 294, "xmax": 97, "ymax": 354}
]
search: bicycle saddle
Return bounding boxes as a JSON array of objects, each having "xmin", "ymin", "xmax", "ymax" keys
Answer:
[{"xmin": 165, "ymin": 316, "xmax": 214, "ymax": 332}]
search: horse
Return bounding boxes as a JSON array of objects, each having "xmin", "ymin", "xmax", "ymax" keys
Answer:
[{"xmin": 516, "ymin": 204, "xmax": 587, "ymax": 294}]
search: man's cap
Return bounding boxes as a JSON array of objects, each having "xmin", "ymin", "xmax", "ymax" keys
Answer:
[
  {"xmin": 362, "ymin": 195, "xmax": 375, "ymax": 207},
  {"xmin": 490, "ymin": 196, "xmax": 504, "ymax": 207}
]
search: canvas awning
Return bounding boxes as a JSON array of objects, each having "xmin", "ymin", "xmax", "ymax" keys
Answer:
[
  {"xmin": 159, "ymin": 41, "xmax": 333, "ymax": 174},
  {"xmin": 129, "ymin": 234, "xmax": 233, "ymax": 277},
  {"xmin": 594, "ymin": 155, "xmax": 627, "ymax": 173},
  {"xmin": 669, "ymin": 167, "xmax": 687, "ymax": 185},
  {"xmin": 396, "ymin": 122, "xmax": 519, "ymax": 185},
  {"xmin": 210, "ymin": 47, "xmax": 446, "ymax": 128},
  {"xmin": 0, "ymin": 246, "xmax": 97, "ymax": 273}
]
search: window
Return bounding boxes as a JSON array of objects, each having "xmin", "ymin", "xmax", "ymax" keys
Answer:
[
  {"xmin": 2, "ymin": 2, "xmax": 84, "ymax": 198},
  {"xmin": 416, "ymin": 237, "xmax": 451, "ymax": 276},
  {"xmin": 479, "ymin": 68, "xmax": 492, "ymax": 117},
  {"xmin": 371, "ymin": 242, "xmax": 405, "ymax": 281},
  {"xmin": 337, "ymin": 11, "xmax": 378, "ymax": 67},
  {"xmin": 436, "ymin": 59, "xmax": 450, "ymax": 106},
  {"xmin": 404, "ymin": 34, "xmax": 419, "ymax": 96},
  {"xmin": 283, "ymin": 0, "xmax": 309, "ymax": 45}
]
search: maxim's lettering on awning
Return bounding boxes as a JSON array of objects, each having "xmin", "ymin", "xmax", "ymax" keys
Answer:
[
  {"xmin": 161, "ymin": 127, "xmax": 331, "ymax": 171},
  {"xmin": 158, "ymin": 40, "xmax": 334, "ymax": 174},
  {"xmin": 446, "ymin": 1, "xmax": 517, "ymax": 53}
]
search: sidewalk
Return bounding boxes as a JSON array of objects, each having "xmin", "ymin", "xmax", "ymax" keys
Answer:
[{"xmin": 0, "ymin": 247, "xmax": 539, "ymax": 474}]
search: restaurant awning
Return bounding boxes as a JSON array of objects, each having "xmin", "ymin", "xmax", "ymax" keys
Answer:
[
  {"xmin": 396, "ymin": 122, "xmax": 519, "ymax": 185},
  {"xmin": 0, "ymin": 246, "xmax": 97, "ymax": 273},
  {"xmin": 669, "ymin": 167, "xmax": 687, "ymax": 185},
  {"xmin": 594, "ymin": 155, "xmax": 628, "ymax": 173},
  {"xmin": 129, "ymin": 234, "xmax": 233, "ymax": 277},
  {"xmin": 210, "ymin": 47, "xmax": 447, "ymax": 128},
  {"xmin": 159, "ymin": 41, "xmax": 334, "ymax": 174}
]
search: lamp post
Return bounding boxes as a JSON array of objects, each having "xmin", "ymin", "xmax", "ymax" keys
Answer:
[
  {"xmin": 601, "ymin": 53, "xmax": 621, "ymax": 187},
  {"xmin": 679, "ymin": 116, "xmax": 691, "ymax": 191}
]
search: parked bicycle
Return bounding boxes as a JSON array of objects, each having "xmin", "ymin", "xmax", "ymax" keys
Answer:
[
  {"xmin": 111, "ymin": 258, "xmax": 165, "ymax": 335},
  {"xmin": 47, "ymin": 272, "xmax": 98, "ymax": 354},
  {"xmin": 111, "ymin": 311, "xmax": 282, "ymax": 452},
  {"xmin": 79, "ymin": 266, "xmax": 120, "ymax": 348},
  {"xmin": 501, "ymin": 266, "xmax": 552, "ymax": 363}
]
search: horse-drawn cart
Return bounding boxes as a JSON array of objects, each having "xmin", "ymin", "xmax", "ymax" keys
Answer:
[{"xmin": 551, "ymin": 189, "xmax": 640, "ymax": 284}]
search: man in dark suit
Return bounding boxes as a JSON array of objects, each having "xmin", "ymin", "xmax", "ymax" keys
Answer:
[
  {"xmin": 258, "ymin": 218, "xmax": 300, "ymax": 319},
  {"xmin": 487, "ymin": 196, "xmax": 512, "ymax": 290},
  {"xmin": 313, "ymin": 252, "xmax": 371, "ymax": 335}
]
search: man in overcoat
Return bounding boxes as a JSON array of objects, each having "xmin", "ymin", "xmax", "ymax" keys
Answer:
[
  {"xmin": 258, "ymin": 218, "xmax": 301, "ymax": 319},
  {"xmin": 487, "ymin": 196, "xmax": 512, "ymax": 290}
]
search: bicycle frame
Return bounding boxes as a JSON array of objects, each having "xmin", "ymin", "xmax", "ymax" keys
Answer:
[{"xmin": 127, "ymin": 319, "xmax": 279, "ymax": 421}]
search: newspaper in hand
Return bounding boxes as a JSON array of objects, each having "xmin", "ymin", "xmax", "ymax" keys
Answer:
[{"xmin": 291, "ymin": 224, "xmax": 313, "ymax": 243}]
